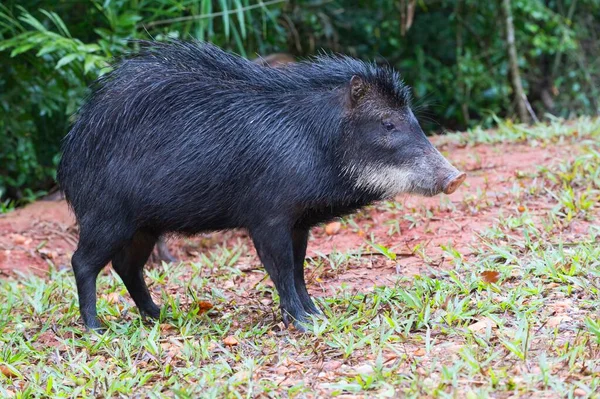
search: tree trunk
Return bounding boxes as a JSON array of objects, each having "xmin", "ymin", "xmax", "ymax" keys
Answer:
[{"xmin": 501, "ymin": 0, "xmax": 530, "ymax": 123}]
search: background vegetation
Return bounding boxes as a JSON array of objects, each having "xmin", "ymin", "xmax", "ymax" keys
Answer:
[{"xmin": 1, "ymin": 0, "xmax": 598, "ymax": 205}]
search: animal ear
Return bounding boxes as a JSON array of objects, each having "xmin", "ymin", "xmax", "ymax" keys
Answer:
[{"xmin": 350, "ymin": 75, "xmax": 366, "ymax": 103}]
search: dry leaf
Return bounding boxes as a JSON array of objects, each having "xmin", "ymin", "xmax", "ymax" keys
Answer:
[
  {"xmin": 37, "ymin": 249, "xmax": 56, "ymax": 260},
  {"xmin": 12, "ymin": 234, "xmax": 26, "ymax": 245},
  {"xmin": 383, "ymin": 353, "xmax": 399, "ymax": 363},
  {"xmin": 223, "ymin": 336, "xmax": 238, "ymax": 346},
  {"xmin": 36, "ymin": 331, "xmax": 59, "ymax": 346},
  {"xmin": 0, "ymin": 365, "xmax": 17, "ymax": 378},
  {"xmin": 468, "ymin": 317, "xmax": 497, "ymax": 333},
  {"xmin": 547, "ymin": 315, "xmax": 571, "ymax": 328},
  {"xmin": 353, "ymin": 364, "xmax": 374, "ymax": 375},
  {"xmin": 106, "ymin": 292, "xmax": 120, "ymax": 304},
  {"xmin": 551, "ymin": 300, "xmax": 571, "ymax": 312},
  {"xmin": 480, "ymin": 270, "xmax": 500, "ymax": 284},
  {"xmin": 231, "ymin": 370, "xmax": 249, "ymax": 382},
  {"xmin": 198, "ymin": 301, "xmax": 213, "ymax": 313},
  {"xmin": 160, "ymin": 323, "xmax": 176, "ymax": 333},
  {"xmin": 325, "ymin": 221, "xmax": 342, "ymax": 235},
  {"xmin": 323, "ymin": 360, "xmax": 343, "ymax": 371},
  {"xmin": 413, "ymin": 348, "xmax": 426, "ymax": 356}
]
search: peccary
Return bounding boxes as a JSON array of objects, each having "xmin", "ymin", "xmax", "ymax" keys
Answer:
[{"xmin": 57, "ymin": 40, "xmax": 466, "ymax": 332}]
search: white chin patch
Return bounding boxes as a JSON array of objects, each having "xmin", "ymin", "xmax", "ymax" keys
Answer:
[{"xmin": 349, "ymin": 164, "xmax": 413, "ymax": 198}]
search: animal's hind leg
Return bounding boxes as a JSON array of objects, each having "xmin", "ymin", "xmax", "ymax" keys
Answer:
[
  {"xmin": 151, "ymin": 236, "xmax": 177, "ymax": 264},
  {"xmin": 72, "ymin": 222, "xmax": 129, "ymax": 331},
  {"xmin": 112, "ymin": 230, "xmax": 161, "ymax": 319}
]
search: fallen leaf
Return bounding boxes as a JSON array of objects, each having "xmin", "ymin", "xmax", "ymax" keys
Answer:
[
  {"xmin": 323, "ymin": 360, "xmax": 343, "ymax": 371},
  {"xmin": 441, "ymin": 294, "xmax": 454, "ymax": 310},
  {"xmin": 36, "ymin": 331, "xmax": 59, "ymax": 346},
  {"xmin": 547, "ymin": 315, "xmax": 571, "ymax": 328},
  {"xmin": 480, "ymin": 270, "xmax": 500, "ymax": 284},
  {"xmin": 551, "ymin": 300, "xmax": 571, "ymax": 312},
  {"xmin": 383, "ymin": 353, "xmax": 399, "ymax": 363},
  {"xmin": 353, "ymin": 364, "xmax": 374, "ymax": 375},
  {"xmin": 12, "ymin": 234, "xmax": 26, "ymax": 245},
  {"xmin": 231, "ymin": 370, "xmax": 249, "ymax": 382},
  {"xmin": 0, "ymin": 364, "xmax": 17, "ymax": 378},
  {"xmin": 325, "ymin": 221, "xmax": 342, "ymax": 235},
  {"xmin": 198, "ymin": 301, "xmax": 213, "ymax": 313},
  {"xmin": 468, "ymin": 317, "xmax": 497, "ymax": 333},
  {"xmin": 106, "ymin": 292, "xmax": 120, "ymax": 304},
  {"xmin": 413, "ymin": 348, "xmax": 426, "ymax": 356},
  {"xmin": 160, "ymin": 323, "xmax": 176, "ymax": 333},
  {"xmin": 223, "ymin": 336, "xmax": 238, "ymax": 346},
  {"xmin": 37, "ymin": 249, "xmax": 56, "ymax": 260}
]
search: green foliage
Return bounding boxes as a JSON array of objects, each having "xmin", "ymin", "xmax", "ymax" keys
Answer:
[{"xmin": 0, "ymin": 0, "xmax": 598, "ymax": 202}]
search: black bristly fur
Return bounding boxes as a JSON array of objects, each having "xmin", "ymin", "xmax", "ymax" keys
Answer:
[{"xmin": 57, "ymin": 39, "xmax": 413, "ymax": 331}]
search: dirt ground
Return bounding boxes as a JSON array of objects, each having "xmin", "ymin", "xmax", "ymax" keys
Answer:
[{"xmin": 0, "ymin": 137, "xmax": 573, "ymax": 291}]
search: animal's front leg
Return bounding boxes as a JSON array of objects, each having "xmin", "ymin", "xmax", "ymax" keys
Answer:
[
  {"xmin": 292, "ymin": 227, "xmax": 321, "ymax": 315},
  {"xmin": 250, "ymin": 223, "xmax": 310, "ymax": 331}
]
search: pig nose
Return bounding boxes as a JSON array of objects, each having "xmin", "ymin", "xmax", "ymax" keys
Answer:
[{"xmin": 443, "ymin": 172, "xmax": 466, "ymax": 195}]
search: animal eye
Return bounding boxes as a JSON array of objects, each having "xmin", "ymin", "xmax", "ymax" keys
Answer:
[{"xmin": 382, "ymin": 121, "xmax": 395, "ymax": 131}]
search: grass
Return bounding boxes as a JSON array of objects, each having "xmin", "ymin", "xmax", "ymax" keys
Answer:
[{"xmin": 2, "ymin": 116, "xmax": 600, "ymax": 398}]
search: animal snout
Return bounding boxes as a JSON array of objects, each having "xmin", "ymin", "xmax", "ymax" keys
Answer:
[{"xmin": 443, "ymin": 172, "xmax": 467, "ymax": 195}]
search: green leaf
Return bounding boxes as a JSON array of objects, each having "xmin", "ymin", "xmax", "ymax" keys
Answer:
[
  {"xmin": 18, "ymin": 11, "xmax": 47, "ymax": 32},
  {"xmin": 40, "ymin": 9, "xmax": 71, "ymax": 38},
  {"xmin": 233, "ymin": 0, "xmax": 246, "ymax": 38},
  {"xmin": 219, "ymin": 0, "xmax": 230, "ymax": 39},
  {"xmin": 10, "ymin": 42, "xmax": 37, "ymax": 57},
  {"xmin": 55, "ymin": 53, "xmax": 79, "ymax": 69},
  {"xmin": 368, "ymin": 242, "xmax": 397, "ymax": 261},
  {"xmin": 84, "ymin": 55, "xmax": 97, "ymax": 74}
]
